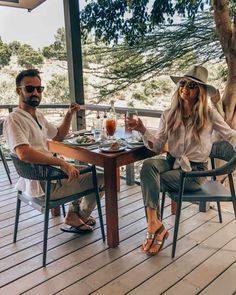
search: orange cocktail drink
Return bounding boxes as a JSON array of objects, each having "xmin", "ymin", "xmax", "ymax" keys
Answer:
[{"xmin": 106, "ymin": 119, "xmax": 116, "ymax": 137}]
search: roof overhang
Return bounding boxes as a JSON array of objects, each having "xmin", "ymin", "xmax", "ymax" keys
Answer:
[{"xmin": 0, "ymin": 0, "xmax": 46, "ymax": 11}]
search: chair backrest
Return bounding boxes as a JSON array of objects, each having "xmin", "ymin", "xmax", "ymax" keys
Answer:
[
  {"xmin": 209, "ymin": 141, "xmax": 236, "ymax": 176},
  {"xmin": 10, "ymin": 153, "xmax": 67, "ymax": 181}
]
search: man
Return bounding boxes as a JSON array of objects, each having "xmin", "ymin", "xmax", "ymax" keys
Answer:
[{"xmin": 4, "ymin": 69, "xmax": 104, "ymax": 233}]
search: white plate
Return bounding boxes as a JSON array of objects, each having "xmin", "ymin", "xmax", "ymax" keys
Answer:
[
  {"xmin": 126, "ymin": 137, "xmax": 144, "ymax": 145},
  {"xmin": 126, "ymin": 140, "xmax": 144, "ymax": 145},
  {"xmin": 67, "ymin": 136, "xmax": 99, "ymax": 146},
  {"xmin": 65, "ymin": 130, "xmax": 93, "ymax": 139},
  {"xmin": 99, "ymin": 142, "xmax": 127, "ymax": 153}
]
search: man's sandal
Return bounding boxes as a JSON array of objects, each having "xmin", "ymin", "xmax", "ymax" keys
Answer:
[
  {"xmin": 85, "ymin": 216, "xmax": 96, "ymax": 226},
  {"xmin": 60, "ymin": 223, "xmax": 93, "ymax": 234},
  {"xmin": 147, "ymin": 225, "xmax": 169, "ymax": 256}
]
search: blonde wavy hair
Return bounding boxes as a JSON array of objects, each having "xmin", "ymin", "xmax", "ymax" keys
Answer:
[{"xmin": 166, "ymin": 84, "xmax": 209, "ymax": 141}]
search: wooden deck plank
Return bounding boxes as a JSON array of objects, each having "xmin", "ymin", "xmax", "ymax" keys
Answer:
[
  {"xmin": 0, "ymin": 201, "xmax": 171, "ymax": 294},
  {"xmin": 0, "ymin": 193, "xmax": 148, "ymax": 287},
  {"xmin": 127, "ymin": 217, "xmax": 235, "ymax": 295},
  {"xmin": 39, "ymin": 207, "xmax": 218, "ymax": 294},
  {"xmin": 0, "ymin": 162, "xmax": 235, "ymax": 295},
  {"xmin": 200, "ymin": 261, "xmax": 236, "ymax": 295},
  {"xmin": 163, "ymin": 226, "xmax": 236, "ymax": 294},
  {"xmin": 77, "ymin": 211, "xmax": 229, "ymax": 295}
]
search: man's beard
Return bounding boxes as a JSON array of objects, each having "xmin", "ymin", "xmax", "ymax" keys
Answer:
[{"xmin": 23, "ymin": 95, "xmax": 41, "ymax": 107}]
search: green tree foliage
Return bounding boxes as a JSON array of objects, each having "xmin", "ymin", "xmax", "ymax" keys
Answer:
[
  {"xmin": 17, "ymin": 44, "xmax": 43, "ymax": 68},
  {"xmin": 42, "ymin": 28, "xmax": 66, "ymax": 60},
  {"xmin": 84, "ymin": 12, "xmax": 221, "ymax": 96},
  {"xmin": 81, "ymin": 0, "xmax": 215, "ymax": 45},
  {"xmin": 8, "ymin": 41, "xmax": 21, "ymax": 54},
  {"xmin": 0, "ymin": 38, "xmax": 12, "ymax": 68},
  {"xmin": 44, "ymin": 73, "xmax": 70, "ymax": 103}
]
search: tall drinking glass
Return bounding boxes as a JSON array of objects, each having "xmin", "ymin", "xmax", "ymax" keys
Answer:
[
  {"xmin": 106, "ymin": 117, "xmax": 116, "ymax": 141},
  {"xmin": 125, "ymin": 110, "xmax": 139, "ymax": 131}
]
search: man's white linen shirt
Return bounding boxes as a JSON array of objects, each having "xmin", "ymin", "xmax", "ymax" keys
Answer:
[
  {"xmin": 3, "ymin": 107, "xmax": 58, "ymax": 197},
  {"xmin": 142, "ymin": 108, "xmax": 236, "ymax": 171}
]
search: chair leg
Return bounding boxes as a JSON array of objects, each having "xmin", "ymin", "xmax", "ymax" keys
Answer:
[
  {"xmin": 92, "ymin": 166, "xmax": 105, "ymax": 241},
  {"xmin": 43, "ymin": 181, "xmax": 51, "ymax": 267},
  {"xmin": 160, "ymin": 191, "xmax": 166, "ymax": 221},
  {"xmin": 43, "ymin": 207, "xmax": 50, "ymax": 267},
  {"xmin": 228, "ymin": 174, "xmax": 236, "ymax": 219},
  {"xmin": 172, "ymin": 176, "xmax": 185, "ymax": 258},
  {"xmin": 172, "ymin": 199, "xmax": 183, "ymax": 258},
  {"xmin": 61, "ymin": 204, "xmax": 66, "ymax": 217},
  {"xmin": 13, "ymin": 197, "xmax": 21, "ymax": 243},
  {"xmin": 0, "ymin": 147, "xmax": 12, "ymax": 184},
  {"xmin": 216, "ymin": 202, "xmax": 223, "ymax": 223}
]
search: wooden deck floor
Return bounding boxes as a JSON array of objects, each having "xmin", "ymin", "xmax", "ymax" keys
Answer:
[{"xmin": 0, "ymin": 161, "xmax": 236, "ymax": 295}]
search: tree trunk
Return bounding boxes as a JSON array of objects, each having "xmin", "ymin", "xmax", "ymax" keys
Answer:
[
  {"xmin": 213, "ymin": 0, "xmax": 236, "ymax": 129},
  {"xmin": 222, "ymin": 56, "xmax": 236, "ymax": 129}
]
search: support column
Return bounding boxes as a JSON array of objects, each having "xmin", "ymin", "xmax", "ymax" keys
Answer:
[{"xmin": 63, "ymin": 0, "xmax": 85, "ymax": 130}]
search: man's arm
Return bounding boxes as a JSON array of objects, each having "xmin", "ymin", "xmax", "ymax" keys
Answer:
[
  {"xmin": 15, "ymin": 144, "xmax": 80, "ymax": 183},
  {"xmin": 53, "ymin": 103, "xmax": 80, "ymax": 142}
]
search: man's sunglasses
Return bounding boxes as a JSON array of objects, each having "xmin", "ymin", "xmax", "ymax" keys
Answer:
[
  {"xmin": 18, "ymin": 85, "xmax": 45, "ymax": 93},
  {"xmin": 179, "ymin": 80, "xmax": 198, "ymax": 90}
]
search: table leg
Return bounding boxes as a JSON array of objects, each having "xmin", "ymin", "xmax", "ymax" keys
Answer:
[
  {"xmin": 117, "ymin": 167, "xmax": 120, "ymax": 192},
  {"xmin": 104, "ymin": 158, "xmax": 119, "ymax": 247}
]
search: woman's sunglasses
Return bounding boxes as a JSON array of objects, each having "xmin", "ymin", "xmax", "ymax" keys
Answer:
[
  {"xmin": 179, "ymin": 80, "xmax": 198, "ymax": 90},
  {"xmin": 18, "ymin": 85, "xmax": 45, "ymax": 93}
]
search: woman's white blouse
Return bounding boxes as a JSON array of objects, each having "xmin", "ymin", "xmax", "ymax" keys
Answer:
[{"xmin": 142, "ymin": 108, "xmax": 236, "ymax": 171}]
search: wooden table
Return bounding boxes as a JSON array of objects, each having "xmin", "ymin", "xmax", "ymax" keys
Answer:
[{"xmin": 48, "ymin": 140, "xmax": 155, "ymax": 248}]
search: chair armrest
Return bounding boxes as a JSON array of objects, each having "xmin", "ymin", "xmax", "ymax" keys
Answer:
[
  {"xmin": 183, "ymin": 154, "xmax": 236, "ymax": 178},
  {"xmin": 79, "ymin": 165, "xmax": 94, "ymax": 175},
  {"xmin": 11, "ymin": 153, "xmax": 68, "ymax": 181}
]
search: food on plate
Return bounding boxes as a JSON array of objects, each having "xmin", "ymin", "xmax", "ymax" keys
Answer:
[
  {"xmin": 127, "ymin": 135, "xmax": 143, "ymax": 143},
  {"xmin": 75, "ymin": 135, "xmax": 96, "ymax": 144},
  {"xmin": 110, "ymin": 142, "xmax": 120, "ymax": 150},
  {"xmin": 136, "ymin": 135, "xmax": 143, "ymax": 142}
]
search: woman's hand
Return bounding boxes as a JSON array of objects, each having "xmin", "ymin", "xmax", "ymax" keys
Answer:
[
  {"xmin": 128, "ymin": 118, "xmax": 146, "ymax": 135},
  {"xmin": 60, "ymin": 161, "xmax": 80, "ymax": 183}
]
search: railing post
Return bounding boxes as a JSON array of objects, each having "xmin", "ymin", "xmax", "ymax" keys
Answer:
[{"xmin": 126, "ymin": 163, "xmax": 135, "ymax": 186}]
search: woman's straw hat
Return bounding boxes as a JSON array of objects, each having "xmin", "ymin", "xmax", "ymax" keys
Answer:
[{"xmin": 170, "ymin": 65, "xmax": 217, "ymax": 96}]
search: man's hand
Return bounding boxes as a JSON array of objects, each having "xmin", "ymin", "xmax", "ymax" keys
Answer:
[
  {"xmin": 67, "ymin": 103, "xmax": 80, "ymax": 115},
  {"xmin": 60, "ymin": 161, "xmax": 80, "ymax": 183}
]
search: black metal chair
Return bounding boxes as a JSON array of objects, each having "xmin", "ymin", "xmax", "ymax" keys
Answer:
[
  {"xmin": 160, "ymin": 141, "xmax": 236, "ymax": 258},
  {"xmin": 11, "ymin": 154, "xmax": 105, "ymax": 266},
  {"xmin": 0, "ymin": 144, "xmax": 12, "ymax": 184}
]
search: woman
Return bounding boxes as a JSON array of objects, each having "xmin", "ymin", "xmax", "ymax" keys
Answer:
[{"xmin": 128, "ymin": 65, "xmax": 236, "ymax": 256}]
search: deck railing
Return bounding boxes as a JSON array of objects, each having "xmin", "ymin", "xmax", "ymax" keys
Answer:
[{"xmin": 0, "ymin": 103, "xmax": 163, "ymax": 118}]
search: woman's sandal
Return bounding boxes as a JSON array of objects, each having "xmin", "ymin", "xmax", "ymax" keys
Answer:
[
  {"xmin": 140, "ymin": 232, "xmax": 156, "ymax": 252},
  {"xmin": 147, "ymin": 225, "xmax": 169, "ymax": 256},
  {"xmin": 140, "ymin": 225, "xmax": 168, "ymax": 254}
]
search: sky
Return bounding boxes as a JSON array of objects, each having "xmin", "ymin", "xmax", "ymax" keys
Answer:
[{"xmin": 0, "ymin": 0, "xmax": 86, "ymax": 49}]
